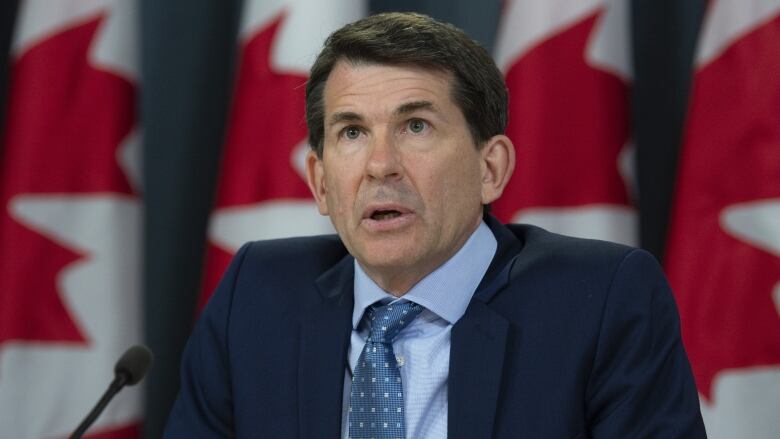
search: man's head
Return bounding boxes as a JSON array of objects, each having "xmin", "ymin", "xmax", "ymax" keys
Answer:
[
  {"xmin": 304, "ymin": 13, "xmax": 515, "ymax": 295},
  {"xmin": 305, "ymin": 12, "xmax": 508, "ymax": 157}
]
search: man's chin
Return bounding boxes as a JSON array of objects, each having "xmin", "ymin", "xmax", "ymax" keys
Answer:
[
  {"xmin": 354, "ymin": 242, "xmax": 422, "ymax": 273},
  {"xmin": 358, "ymin": 252, "xmax": 418, "ymax": 271}
]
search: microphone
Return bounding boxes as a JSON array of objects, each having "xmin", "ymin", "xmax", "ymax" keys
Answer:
[{"xmin": 70, "ymin": 345, "xmax": 154, "ymax": 439}]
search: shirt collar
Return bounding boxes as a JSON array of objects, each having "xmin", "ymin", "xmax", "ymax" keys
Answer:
[{"xmin": 352, "ymin": 220, "xmax": 497, "ymax": 327}]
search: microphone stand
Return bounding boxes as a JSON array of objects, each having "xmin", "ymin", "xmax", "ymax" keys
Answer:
[{"xmin": 70, "ymin": 373, "xmax": 129, "ymax": 439}]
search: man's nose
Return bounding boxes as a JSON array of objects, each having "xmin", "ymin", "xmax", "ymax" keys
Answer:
[{"xmin": 365, "ymin": 132, "xmax": 403, "ymax": 181}]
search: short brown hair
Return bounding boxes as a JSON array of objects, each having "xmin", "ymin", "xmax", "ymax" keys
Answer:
[{"xmin": 305, "ymin": 12, "xmax": 508, "ymax": 157}]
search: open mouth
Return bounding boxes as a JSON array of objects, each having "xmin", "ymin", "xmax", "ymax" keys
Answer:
[
  {"xmin": 371, "ymin": 209, "xmax": 402, "ymax": 221},
  {"xmin": 361, "ymin": 205, "xmax": 413, "ymax": 231}
]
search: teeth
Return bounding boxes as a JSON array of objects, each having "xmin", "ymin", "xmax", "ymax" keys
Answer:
[{"xmin": 373, "ymin": 210, "xmax": 401, "ymax": 220}]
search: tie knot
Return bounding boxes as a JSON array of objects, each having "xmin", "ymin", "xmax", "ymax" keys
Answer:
[{"xmin": 365, "ymin": 300, "xmax": 423, "ymax": 343}]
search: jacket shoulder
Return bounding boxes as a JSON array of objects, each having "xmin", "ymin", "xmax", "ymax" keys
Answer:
[
  {"xmin": 240, "ymin": 233, "xmax": 348, "ymax": 272},
  {"xmin": 504, "ymin": 223, "xmax": 652, "ymax": 282},
  {"xmin": 214, "ymin": 234, "xmax": 350, "ymax": 313},
  {"xmin": 497, "ymin": 224, "xmax": 662, "ymax": 311},
  {"xmin": 508, "ymin": 223, "xmax": 637, "ymax": 263}
]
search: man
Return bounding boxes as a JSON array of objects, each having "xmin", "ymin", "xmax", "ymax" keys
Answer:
[{"xmin": 165, "ymin": 12, "xmax": 706, "ymax": 438}]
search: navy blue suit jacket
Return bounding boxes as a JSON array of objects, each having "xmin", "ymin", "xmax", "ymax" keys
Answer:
[{"xmin": 165, "ymin": 217, "xmax": 706, "ymax": 438}]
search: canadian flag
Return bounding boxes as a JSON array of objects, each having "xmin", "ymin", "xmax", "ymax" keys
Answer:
[
  {"xmin": 0, "ymin": 1, "xmax": 142, "ymax": 438},
  {"xmin": 199, "ymin": 0, "xmax": 365, "ymax": 308},
  {"xmin": 665, "ymin": 0, "xmax": 780, "ymax": 437},
  {"xmin": 493, "ymin": 0, "xmax": 636, "ymax": 245}
]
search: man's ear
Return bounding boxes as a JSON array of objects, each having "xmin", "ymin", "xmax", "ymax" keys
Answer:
[
  {"xmin": 305, "ymin": 149, "xmax": 330, "ymax": 215},
  {"xmin": 480, "ymin": 134, "xmax": 516, "ymax": 205}
]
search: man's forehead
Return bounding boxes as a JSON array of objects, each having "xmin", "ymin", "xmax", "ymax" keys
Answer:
[
  {"xmin": 328, "ymin": 101, "xmax": 438, "ymax": 125},
  {"xmin": 322, "ymin": 59, "xmax": 456, "ymax": 116}
]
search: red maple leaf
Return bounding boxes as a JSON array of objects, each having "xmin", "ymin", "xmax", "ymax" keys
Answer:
[
  {"xmin": 665, "ymin": 14, "xmax": 780, "ymax": 400},
  {"xmin": 0, "ymin": 16, "xmax": 135, "ymax": 347},
  {"xmin": 199, "ymin": 12, "xmax": 310, "ymax": 307},
  {"xmin": 493, "ymin": 11, "xmax": 630, "ymax": 221}
]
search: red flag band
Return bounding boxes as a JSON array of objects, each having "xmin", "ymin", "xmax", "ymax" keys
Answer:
[{"xmin": 0, "ymin": 1, "xmax": 143, "ymax": 437}]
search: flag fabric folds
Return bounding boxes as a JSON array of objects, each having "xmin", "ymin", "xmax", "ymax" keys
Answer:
[
  {"xmin": 493, "ymin": 0, "xmax": 636, "ymax": 245},
  {"xmin": 665, "ymin": 1, "xmax": 780, "ymax": 437},
  {"xmin": 198, "ymin": 0, "xmax": 366, "ymax": 308},
  {"xmin": 0, "ymin": 1, "xmax": 143, "ymax": 438}
]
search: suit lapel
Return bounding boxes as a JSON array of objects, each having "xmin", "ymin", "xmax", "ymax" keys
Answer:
[
  {"xmin": 448, "ymin": 300, "xmax": 510, "ymax": 439},
  {"xmin": 448, "ymin": 215, "xmax": 522, "ymax": 439},
  {"xmin": 299, "ymin": 256, "xmax": 354, "ymax": 438},
  {"xmin": 476, "ymin": 214, "xmax": 526, "ymax": 296}
]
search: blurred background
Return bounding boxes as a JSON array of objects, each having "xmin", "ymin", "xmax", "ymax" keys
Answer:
[{"xmin": 1, "ymin": 0, "xmax": 778, "ymax": 438}]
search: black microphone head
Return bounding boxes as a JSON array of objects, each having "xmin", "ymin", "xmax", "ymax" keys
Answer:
[{"xmin": 114, "ymin": 344, "xmax": 154, "ymax": 386}]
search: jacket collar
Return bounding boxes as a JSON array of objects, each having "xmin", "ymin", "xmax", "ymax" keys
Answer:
[
  {"xmin": 298, "ymin": 255, "xmax": 354, "ymax": 438},
  {"xmin": 473, "ymin": 214, "xmax": 526, "ymax": 301},
  {"xmin": 448, "ymin": 214, "xmax": 525, "ymax": 439}
]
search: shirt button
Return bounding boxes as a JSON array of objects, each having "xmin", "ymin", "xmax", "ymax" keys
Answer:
[{"xmin": 396, "ymin": 356, "xmax": 405, "ymax": 367}]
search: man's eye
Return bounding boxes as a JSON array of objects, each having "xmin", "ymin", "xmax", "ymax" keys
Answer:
[
  {"xmin": 407, "ymin": 119, "xmax": 427, "ymax": 134},
  {"xmin": 343, "ymin": 126, "xmax": 361, "ymax": 140}
]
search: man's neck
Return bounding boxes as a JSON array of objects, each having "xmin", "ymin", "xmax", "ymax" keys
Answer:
[
  {"xmin": 351, "ymin": 220, "xmax": 498, "ymax": 329},
  {"xmin": 356, "ymin": 221, "xmax": 483, "ymax": 296}
]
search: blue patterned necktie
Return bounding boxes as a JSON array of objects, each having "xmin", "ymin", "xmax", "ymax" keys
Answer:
[{"xmin": 348, "ymin": 300, "xmax": 424, "ymax": 439}]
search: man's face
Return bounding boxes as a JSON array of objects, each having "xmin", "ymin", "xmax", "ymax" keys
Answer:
[{"xmin": 306, "ymin": 60, "xmax": 511, "ymax": 294}]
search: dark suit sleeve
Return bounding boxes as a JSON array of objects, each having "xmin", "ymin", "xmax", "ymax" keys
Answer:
[
  {"xmin": 163, "ymin": 244, "xmax": 250, "ymax": 438},
  {"xmin": 586, "ymin": 249, "xmax": 706, "ymax": 438}
]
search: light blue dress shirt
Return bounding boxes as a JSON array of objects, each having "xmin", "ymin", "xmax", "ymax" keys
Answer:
[{"xmin": 341, "ymin": 221, "xmax": 497, "ymax": 438}]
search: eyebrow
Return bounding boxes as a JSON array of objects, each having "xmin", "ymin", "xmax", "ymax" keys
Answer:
[
  {"xmin": 328, "ymin": 111, "xmax": 364, "ymax": 128},
  {"xmin": 328, "ymin": 101, "xmax": 437, "ymax": 127},
  {"xmin": 394, "ymin": 100, "xmax": 436, "ymax": 116}
]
